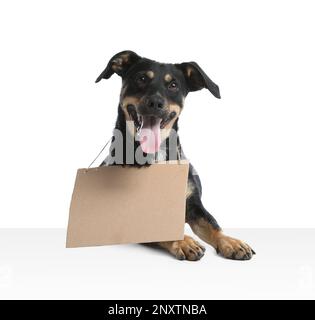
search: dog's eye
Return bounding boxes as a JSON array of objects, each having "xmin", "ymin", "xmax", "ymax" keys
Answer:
[
  {"xmin": 168, "ymin": 81, "xmax": 178, "ymax": 91},
  {"xmin": 136, "ymin": 75, "xmax": 148, "ymax": 86}
]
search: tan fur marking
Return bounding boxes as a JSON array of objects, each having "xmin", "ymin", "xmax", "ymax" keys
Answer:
[
  {"xmin": 121, "ymin": 96, "xmax": 141, "ymax": 110},
  {"xmin": 160, "ymin": 103, "xmax": 182, "ymax": 141},
  {"xmin": 121, "ymin": 96, "xmax": 141, "ymax": 121},
  {"xmin": 168, "ymin": 103, "xmax": 181, "ymax": 115},
  {"xmin": 186, "ymin": 180, "xmax": 194, "ymax": 199},
  {"xmin": 120, "ymin": 53, "xmax": 130, "ymax": 63},
  {"xmin": 146, "ymin": 70, "xmax": 154, "ymax": 79},
  {"xmin": 112, "ymin": 54, "xmax": 130, "ymax": 72},
  {"xmin": 158, "ymin": 235, "xmax": 205, "ymax": 261},
  {"xmin": 120, "ymin": 96, "xmax": 141, "ymax": 137},
  {"xmin": 189, "ymin": 218, "xmax": 254, "ymax": 259},
  {"xmin": 112, "ymin": 64, "xmax": 121, "ymax": 72},
  {"xmin": 189, "ymin": 218, "xmax": 220, "ymax": 248},
  {"xmin": 186, "ymin": 67, "xmax": 193, "ymax": 77},
  {"xmin": 164, "ymin": 74, "xmax": 172, "ymax": 82}
]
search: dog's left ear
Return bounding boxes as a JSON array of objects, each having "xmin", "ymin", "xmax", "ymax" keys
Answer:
[
  {"xmin": 95, "ymin": 50, "xmax": 141, "ymax": 83},
  {"xmin": 176, "ymin": 62, "xmax": 221, "ymax": 99}
]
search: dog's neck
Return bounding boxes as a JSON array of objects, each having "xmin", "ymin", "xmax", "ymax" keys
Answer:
[{"xmin": 104, "ymin": 105, "xmax": 182, "ymax": 166}]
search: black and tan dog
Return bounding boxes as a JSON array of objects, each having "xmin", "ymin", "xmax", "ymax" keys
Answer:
[{"xmin": 96, "ymin": 50, "xmax": 255, "ymax": 261}]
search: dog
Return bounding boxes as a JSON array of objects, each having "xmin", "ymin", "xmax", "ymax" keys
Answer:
[{"xmin": 96, "ymin": 50, "xmax": 255, "ymax": 261}]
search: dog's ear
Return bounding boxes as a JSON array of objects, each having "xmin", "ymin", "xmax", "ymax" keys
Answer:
[
  {"xmin": 95, "ymin": 50, "xmax": 141, "ymax": 83},
  {"xmin": 176, "ymin": 62, "xmax": 221, "ymax": 99}
]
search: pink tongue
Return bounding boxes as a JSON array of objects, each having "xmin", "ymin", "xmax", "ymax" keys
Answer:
[{"xmin": 139, "ymin": 117, "xmax": 162, "ymax": 154}]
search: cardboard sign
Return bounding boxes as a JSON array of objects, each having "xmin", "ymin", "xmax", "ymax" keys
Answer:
[{"xmin": 66, "ymin": 160, "xmax": 189, "ymax": 248}]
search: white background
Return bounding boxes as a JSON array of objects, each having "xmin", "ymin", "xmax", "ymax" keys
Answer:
[{"xmin": 0, "ymin": 0, "xmax": 315, "ymax": 228}]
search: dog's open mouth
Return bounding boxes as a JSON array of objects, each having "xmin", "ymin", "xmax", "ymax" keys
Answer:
[
  {"xmin": 138, "ymin": 115, "xmax": 161, "ymax": 154},
  {"xmin": 127, "ymin": 105, "xmax": 176, "ymax": 154}
]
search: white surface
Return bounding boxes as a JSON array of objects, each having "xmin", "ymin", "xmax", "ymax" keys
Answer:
[
  {"xmin": 0, "ymin": 228, "xmax": 314, "ymax": 300},
  {"xmin": 0, "ymin": 1, "xmax": 315, "ymax": 228}
]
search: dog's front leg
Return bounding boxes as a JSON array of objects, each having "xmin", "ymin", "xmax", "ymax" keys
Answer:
[
  {"xmin": 187, "ymin": 199, "xmax": 255, "ymax": 260},
  {"xmin": 186, "ymin": 167, "xmax": 255, "ymax": 260}
]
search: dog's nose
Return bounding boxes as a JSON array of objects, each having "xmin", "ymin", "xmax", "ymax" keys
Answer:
[{"xmin": 146, "ymin": 95, "xmax": 165, "ymax": 109}]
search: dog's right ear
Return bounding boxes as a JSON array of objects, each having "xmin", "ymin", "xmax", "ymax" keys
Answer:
[{"xmin": 95, "ymin": 50, "xmax": 141, "ymax": 83}]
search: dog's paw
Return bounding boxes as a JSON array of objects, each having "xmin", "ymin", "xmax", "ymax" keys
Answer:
[
  {"xmin": 160, "ymin": 235, "xmax": 206, "ymax": 261},
  {"xmin": 216, "ymin": 235, "xmax": 255, "ymax": 260},
  {"xmin": 173, "ymin": 235, "xmax": 206, "ymax": 261}
]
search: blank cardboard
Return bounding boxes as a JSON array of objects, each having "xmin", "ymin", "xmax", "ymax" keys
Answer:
[{"xmin": 66, "ymin": 160, "xmax": 189, "ymax": 248}]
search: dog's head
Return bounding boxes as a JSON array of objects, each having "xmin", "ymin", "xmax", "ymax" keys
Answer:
[{"xmin": 96, "ymin": 50, "xmax": 220, "ymax": 154}]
